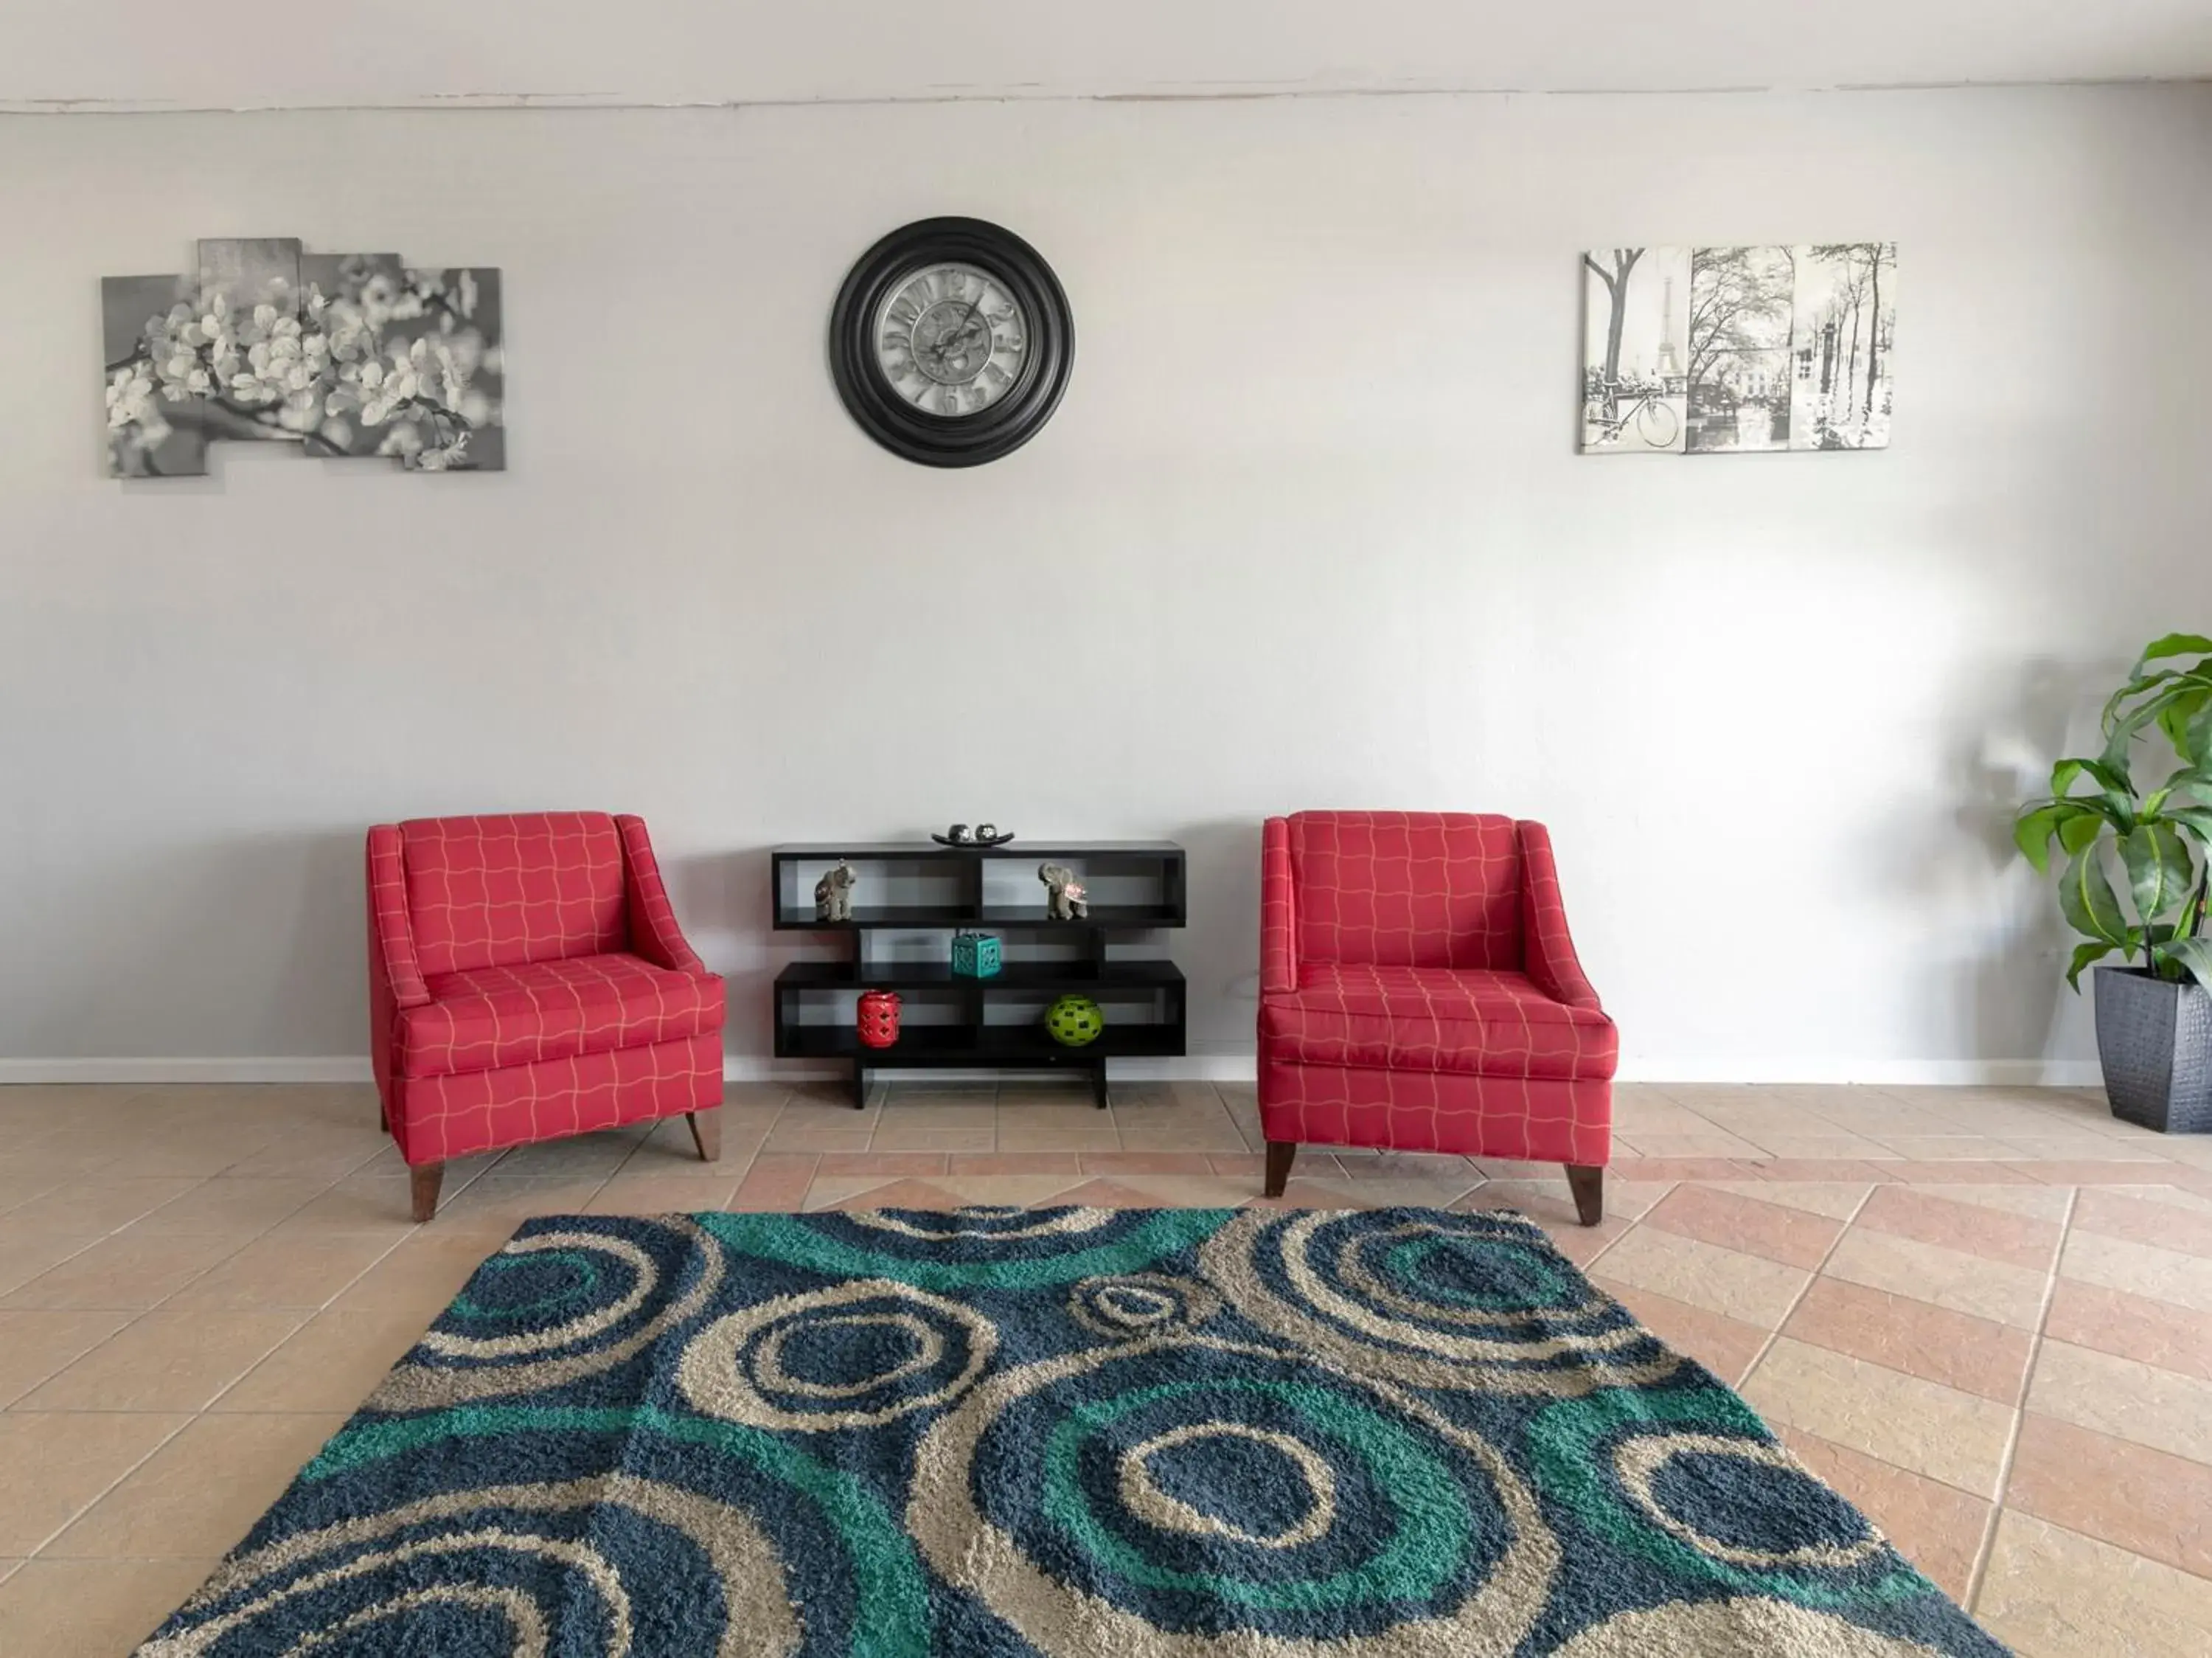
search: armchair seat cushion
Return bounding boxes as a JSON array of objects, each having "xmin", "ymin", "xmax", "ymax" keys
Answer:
[
  {"xmin": 1260, "ymin": 962, "xmax": 1616, "ymax": 1081},
  {"xmin": 397, "ymin": 953, "xmax": 726, "ymax": 1080}
]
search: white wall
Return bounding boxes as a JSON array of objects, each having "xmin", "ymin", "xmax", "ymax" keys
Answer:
[
  {"xmin": 9, "ymin": 0, "xmax": 2211, "ymax": 107},
  {"xmin": 3, "ymin": 86, "xmax": 2209, "ymax": 1083}
]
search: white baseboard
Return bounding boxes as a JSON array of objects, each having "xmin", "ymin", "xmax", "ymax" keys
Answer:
[
  {"xmin": 0, "ymin": 1056, "xmax": 375, "ymax": 1084},
  {"xmin": 1614, "ymin": 1058, "xmax": 2104, "ymax": 1087},
  {"xmin": 0, "ymin": 1054, "xmax": 2101, "ymax": 1088}
]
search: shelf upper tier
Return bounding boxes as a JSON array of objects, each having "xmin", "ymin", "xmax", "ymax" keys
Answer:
[{"xmin": 771, "ymin": 842, "xmax": 1183, "ymax": 859}]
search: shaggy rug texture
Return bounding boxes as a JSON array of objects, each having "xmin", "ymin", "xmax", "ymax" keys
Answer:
[{"xmin": 136, "ymin": 1206, "xmax": 2008, "ymax": 1655}]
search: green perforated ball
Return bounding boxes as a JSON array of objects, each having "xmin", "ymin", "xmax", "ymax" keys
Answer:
[{"xmin": 1045, "ymin": 994, "xmax": 1105, "ymax": 1048}]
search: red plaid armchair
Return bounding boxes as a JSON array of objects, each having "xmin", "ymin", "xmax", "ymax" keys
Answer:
[
  {"xmin": 1258, "ymin": 811, "xmax": 1617, "ymax": 1221},
  {"xmin": 366, "ymin": 812, "xmax": 726, "ymax": 1219}
]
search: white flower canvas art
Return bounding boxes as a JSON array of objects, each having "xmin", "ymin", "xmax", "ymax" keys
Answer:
[{"xmin": 103, "ymin": 237, "xmax": 505, "ymax": 478}]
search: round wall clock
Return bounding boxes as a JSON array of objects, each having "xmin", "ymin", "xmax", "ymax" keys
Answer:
[{"xmin": 829, "ymin": 218, "xmax": 1074, "ymax": 468}]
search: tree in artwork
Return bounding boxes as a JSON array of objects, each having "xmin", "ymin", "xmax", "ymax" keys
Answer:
[{"xmin": 1582, "ymin": 240, "xmax": 1896, "ymax": 455}]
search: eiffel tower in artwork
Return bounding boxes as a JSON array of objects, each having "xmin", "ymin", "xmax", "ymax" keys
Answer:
[{"xmin": 1653, "ymin": 274, "xmax": 1685, "ymax": 384}]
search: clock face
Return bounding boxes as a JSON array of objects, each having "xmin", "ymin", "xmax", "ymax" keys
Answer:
[
  {"xmin": 874, "ymin": 263, "xmax": 1029, "ymax": 418},
  {"xmin": 830, "ymin": 218, "xmax": 1072, "ymax": 467}
]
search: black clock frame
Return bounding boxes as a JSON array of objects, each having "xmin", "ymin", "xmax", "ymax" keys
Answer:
[{"xmin": 829, "ymin": 218, "xmax": 1074, "ymax": 468}]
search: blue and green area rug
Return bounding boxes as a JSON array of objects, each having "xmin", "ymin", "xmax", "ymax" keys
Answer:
[{"xmin": 137, "ymin": 1207, "xmax": 2008, "ymax": 1655}]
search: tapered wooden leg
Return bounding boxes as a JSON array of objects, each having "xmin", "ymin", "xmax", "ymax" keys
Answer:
[
  {"xmin": 1565, "ymin": 1165, "xmax": 1604, "ymax": 1227},
  {"xmin": 409, "ymin": 1162, "xmax": 445, "ymax": 1224},
  {"xmin": 686, "ymin": 1107, "xmax": 723, "ymax": 1162},
  {"xmin": 1264, "ymin": 1141, "xmax": 1298, "ymax": 1199}
]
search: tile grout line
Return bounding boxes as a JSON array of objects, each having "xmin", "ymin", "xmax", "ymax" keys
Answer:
[
  {"xmin": 10, "ymin": 1204, "xmax": 419, "ymax": 1421},
  {"xmin": 1742, "ymin": 1182, "xmax": 1879, "ymax": 1380},
  {"xmin": 17, "ymin": 1408, "xmax": 199, "ymax": 1560},
  {"xmin": 195, "ymin": 1229, "xmax": 420, "ymax": 1415},
  {"xmin": 1570, "ymin": 1180, "xmax": 1675, "ymax": 1274},
  {"xmin": 1962, "ymin": 1182, "xmax": 2078, "ymax": 1615}
]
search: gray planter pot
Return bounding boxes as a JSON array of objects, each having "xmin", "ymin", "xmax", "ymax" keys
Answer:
[{"xmin": 2094, "ymin": 965, "xmax": 2212, "ymax": 1134}]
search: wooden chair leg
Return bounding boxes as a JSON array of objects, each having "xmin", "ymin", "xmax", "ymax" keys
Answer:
[
  {"xmin": 686, "ymin": 1107, "xmax": 722, "ymax": 1163},
  {"xmin": 1264, "ymin": 1141, "xmax": 1298, "ymax": 1199},
  {"xmin": 410, "ymin": 1162, "xmax": 445, "ymax": 1224},
  {"xmin": 1565, "ymin": 1165, "xmax": 1604, "ymax": 1227}
]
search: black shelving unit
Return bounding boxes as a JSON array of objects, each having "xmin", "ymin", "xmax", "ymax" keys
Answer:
[{"xmin": 771, "ymin": 842, "xmax": 1187, "ymax": 1108}]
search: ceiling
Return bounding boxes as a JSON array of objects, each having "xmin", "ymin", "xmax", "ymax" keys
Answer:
[{"xmin": 3, "ymin": 0, "xmax": 2208, "ymax": 111}]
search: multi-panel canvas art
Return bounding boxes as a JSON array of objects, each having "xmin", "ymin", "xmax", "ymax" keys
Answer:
[
  {"xmin": 104, "ymin": 237, "xmax": 504, "ymax": 478},
  {"xmin": 1581, "ymin": 243, "xmax": 1896, "ymax": 454}
]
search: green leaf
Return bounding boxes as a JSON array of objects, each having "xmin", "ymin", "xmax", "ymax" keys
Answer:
[
  {"xmin": 2104, "ymin": 677, "xmax": 2212, "ymax": 774},
  {"xmin": 2013, "ymin": 805, "xmax": 2065, "ymax": 871},
  {"xmin": 2164, "ymin": 936, "xmax": 2212, "ymax": 991},
  {"xmin": 2052, "ymin": 757, "xmax": 2124, "ymax": 797},
  {"xmin": 2059, "ymin": 847, "xmax": 2132, "ymax": 944},
  {"xmin": 2136, "ymin": 633, "xmax": 2212, "ymax": 669},
  {"xmin": 2057, "ymin": 811, "xmax": 2111, "ymax": 856},
  {"xmin": 2185, "ymin": 692, "xmax": 2212, "ymax": 769},
  {"xmin": 2104, "ymin": 668, "xmax": 2184, "ymax": 732},
  {"xmin": 2065, "ymin": 940, "xmax": 2115, "ymax": 991},
  {"xmin": 2122, "ymin": 823, "xmax": 2194, "ymax": 924},
  {"xmin": 2160, "ymin": 805, "xmax": 2212, "ymax": 845},
  {"xmin": 2051, "ymin": 757, "xmax": 2136, "ymax": 823}
]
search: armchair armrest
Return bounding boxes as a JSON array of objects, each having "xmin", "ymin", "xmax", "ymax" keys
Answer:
[
  {"xmin": 1519, "ymin": 820, "xmax": 1602, "ymax": 1012},
  {"xmin": 1261, "ymin": 816, "xmax": 1297, "ymax": 995},
  {"xmin": 616, "ymin": 814, "xmax": 706, "ymax": 974},
  {"xmin": 365, "ymin": 825, "xmax": 430, "ymax": 1009}
]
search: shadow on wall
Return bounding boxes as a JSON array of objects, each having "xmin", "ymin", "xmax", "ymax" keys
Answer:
[
  {"xmin": 663, "ymin": 844, "xmax": 779, "ymax": 1069},
  {"xmin": 1167, "ymin": 817, "xmax": 1266, "ymax": 1051},
  {"xmin": 10, "ymin": 828, "xmax": 365, "ymax": 1060},
  {"xmin": 1910, "ymin": 653, "xmax": 2118, "ymax": 1069}
]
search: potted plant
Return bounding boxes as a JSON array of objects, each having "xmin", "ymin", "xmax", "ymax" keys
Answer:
[{"xmin": 2016, "ymin": 634, "xmax": 2212, "ymax": 1131}]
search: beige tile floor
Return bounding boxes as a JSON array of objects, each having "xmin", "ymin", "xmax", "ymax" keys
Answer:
[{"xmin": 2, "ymin": 1078, "xmax": 2211, "ymax": 1655}]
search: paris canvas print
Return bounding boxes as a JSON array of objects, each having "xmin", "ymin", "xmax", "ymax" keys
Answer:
[
  {"xmin": 104, "ymin": 237, "xmax": 505, "ymax": 477},
  {"xmin": 1581, "ymin": 242, "xmax": 1896, "ymax": 454}
]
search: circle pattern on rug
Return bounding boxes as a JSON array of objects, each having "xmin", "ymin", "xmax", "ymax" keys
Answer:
[
  {"xmin": 699, "ymin": 1205, "xmax": 1226, "ymax": 1292},
  {"xmin": 1529, "ymin": 1384, "xmax": 1930, "ymax": 1612},
  {"xmin": 372, "ymin": 1218, "xmax": 726, "ymax": 1409},
  {"xmin": 136, "ymin": 1474, "xmax": 790, "ymax": 1658},
  {"xmin": 137, "ymin": 1207, "xmax": 2007, "ymax": 1658},
  {"xmin": 1069, "ymin": 1274, "xmax": 1222, "ymax": 1339},
  {"xmin": 679, "ymin": 1277, "xmax": 997, "ymax": 1431},
  {"xmin": 1199, "ymin": 1209, "xmax": 1682, "ymax": 1395},
  {"xmin": 1551, "ymin": 1595, "xmax": 1952, "ymax": 1655},
  {"xmin": 907, "ymin": 1333, "xmax": 1557, "ymax": 1653}
]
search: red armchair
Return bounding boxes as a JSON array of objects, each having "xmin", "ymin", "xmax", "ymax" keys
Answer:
[
  {"xmin": 366, "ymin": 812, "xmax": 726, "ymax": 1220},
  {"xmin": 1257, "ymin": 811, "xmax": 1617, "ymax": 1221}
]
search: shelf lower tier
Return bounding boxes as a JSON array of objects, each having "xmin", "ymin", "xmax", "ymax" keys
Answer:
[
  {"xmin": 777, "ymin": 1026, "xmax": 1184, "ymax": 1064},
  {"xmin": 773, "ymin": 904, "xmax": 1183, "ymax": 932},
  {"xmin": 776, "ymin": 960, "xmax": 1184, "ymax": 993}
]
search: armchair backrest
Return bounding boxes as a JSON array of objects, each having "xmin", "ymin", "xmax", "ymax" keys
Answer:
[
  {"xmin": 399, "ymin": 812, "xmax": 628, "ymax": 976},
  {"xmin": 1284, "ymin": 811, "xmax": 1522, "ymax": 971}
]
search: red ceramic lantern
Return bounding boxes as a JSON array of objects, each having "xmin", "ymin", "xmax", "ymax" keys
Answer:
[{"xmin": 857, "ymin": 990, "xmax": 901, "ymax": 1050}]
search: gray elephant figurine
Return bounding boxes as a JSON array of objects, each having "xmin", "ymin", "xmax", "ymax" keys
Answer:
[
  {"xmin": 815, "ymin": 861, "xmax": 858, "ymax": 922},
  {"xmin": 1038, "ymin": 862, "xmax": 1089, "ymax": 920}
]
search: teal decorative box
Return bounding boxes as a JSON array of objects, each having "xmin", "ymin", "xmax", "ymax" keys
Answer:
[{"xmin": 950, "ymin": 931, "xmax": 1003, "ymax": 979}]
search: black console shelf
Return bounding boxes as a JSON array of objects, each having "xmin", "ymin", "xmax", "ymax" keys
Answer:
[{"xmin": 770, "ymin": 842, "xmax": 1187, "ymax": 1108}]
